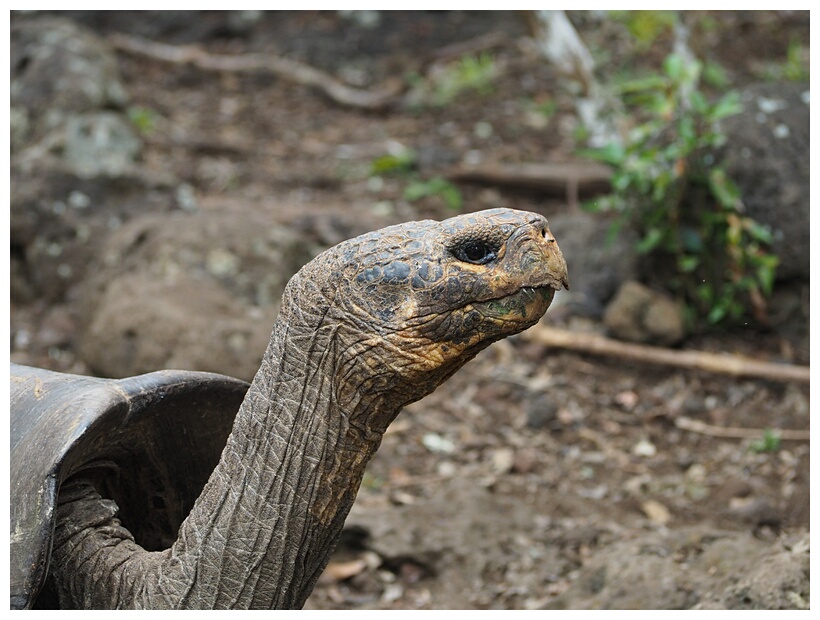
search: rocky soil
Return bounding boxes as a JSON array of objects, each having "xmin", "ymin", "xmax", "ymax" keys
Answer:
[{"xmin": 10, "ymin": 11, "xmax": 810, "ymax": 609}]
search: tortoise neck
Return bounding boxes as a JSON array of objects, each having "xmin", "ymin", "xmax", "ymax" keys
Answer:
[
  {"xmin": 159, "ymin": 293, "xmax": 396, "ymax": 609},
  {"xmin": 50, "ymin": 277, "xmax": 406, "ymax": 609}
]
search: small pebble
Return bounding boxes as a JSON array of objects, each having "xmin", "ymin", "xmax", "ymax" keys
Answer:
[{"xmin": 632, "ymin": 439, "xmax": 657, "ymax": 457}]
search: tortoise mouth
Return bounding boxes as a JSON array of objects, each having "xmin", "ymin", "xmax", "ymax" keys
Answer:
[{"xmin": 474, "ymin": 285, "xmax": 555, "ymax": 322}]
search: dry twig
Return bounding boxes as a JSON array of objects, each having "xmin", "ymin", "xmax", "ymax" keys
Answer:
[
  {"xmin": 446, "ymin": 161, "xmax": 612, "ymax": 198},
  {"xmin": 424, "ymin": 31, "xmax": 508, "ymax": 67},
  {"xmin": 675, "ymin": 417, "xmax": 809, "ymax": 441},
  {"xmin": 109, "ymin": 33, "xmax": 404, "ymax": 111},
  {"xmin": 525, "ymin": 325, "xmax": 810, "ymax": 384}
]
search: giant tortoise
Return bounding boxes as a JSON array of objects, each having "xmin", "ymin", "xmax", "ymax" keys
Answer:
[{"xmin": 10, "ymin": 208, "xmax": 568, "ymax": 609}]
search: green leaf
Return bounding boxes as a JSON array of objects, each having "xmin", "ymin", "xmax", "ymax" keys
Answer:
[
  {"xmin": 707, "ymin": 304, "xmax": 727, "ymax": 324},
  {"xmin": 605, "ymin": 218, "xmax": 626, "ymax": 245},
  {"xmin": 663, "ymin": 54, "xmax": 685, "ymax": 81},
  {"xmin": 697, "ymin": 283, "xmax": 714, "ymax": 304},
  {"xmin": 440, "ymin": 184, "xmax": 464, "ymax": 211},
  {"xmin": 650, "ymin": 170, "xmax": 672, "ymax": 202},
  {"xmin": 688, "ymin": 89, "xmax": 709, "ymax": 115},
  {"xmin": 636, "ymin": 228, "xmax": 665, "ymax": 254},
  {"xmin": 580, "ymin": 143, "xmax": 625, "ymax": 166},
  {"xmin": 645, "ymin": 93, "xmax": 674, "ymax": 117},
  {"xmin": 581, "ymin": 197, "xmax": 606, "ymax": 213},
  {"xmin": 127, "ymin": 106, "xmax": 159, "ymax": 135},
  {"xmin": 371, "ymin": 152, "xmax": 415, "ymax": 176},
  {"xmin": 617, "ymin": 74, "xmax": 669, "ymax": 97},
  {"xmin": 678, "ymin": 115, "xmax": 696, "ymax": 146},
  {"xmin": 678, "ymin": 255, "xmax": 700, "ymax": 272},
  {"xmin": 756, "ymin": 256, "xmax": 779, "ymax": 295},
  {"xmin": 612, "ymin": 171, "xmax": 632, "ymax": 192},
  {"xmin": 709, "ymin": 91, "xmax": 743, "ymax": 121},
  {"xmin": 750, "ymin": 429, "xmax": 781, "ymax": 453},
  {"xmin": 703, "ymin": 60, "xmax": 730, "ymax": 88},
  {"xmin": 744, "ymin": 219, "xmax": 774, "ymax": 244},
  {"xmin": 708, "ymin": 168, "xmax": 741, "ymax": 209},
  {"xmin": 404, "ymin": 177, "xmax": 463, "ymax": 211}
]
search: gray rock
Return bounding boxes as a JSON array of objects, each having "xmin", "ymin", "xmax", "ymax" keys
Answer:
[
  {"xmin": 9, "ymin": 16, "xmax": 158, "ymax": 304},
  {"xmin": 547, "ymin": 211, "xmax": 638, "ymax": 318},
  {"xmin": 720, "ymin": 82, "xmax": 809, "ymax": 281},
  {"xmin": 63, "ymin": 112, "xmax": 142, "ymax": 178},
  {"xmin": 604, "ymin": 280, "xmax": 685, "ymax": 346},
  {"xmin": 10, "ymin": 17, "xmax": 129, "ymax": 145},
  {"xmin": 10, "ymin": 106, "xmax": 30, "ymax": 151},
  {"xmin": 10, "ymin": 163, "xmax": 176, "ymax": 303},
  {"xmin": 545, "ymin": 527, "xmax": 809, "ymax": 610},
  {"xmin": 79, "ymin": 273, "xmax": 275, "ymax": 381},
  {"xmin": 75, "ymin": 209, "xmax": 320, "ymax": 380}
]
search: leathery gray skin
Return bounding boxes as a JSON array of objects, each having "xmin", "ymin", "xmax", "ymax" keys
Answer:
[{"xmin": 50, "ymin": 208, "xmax": 569, "ymax": 609}]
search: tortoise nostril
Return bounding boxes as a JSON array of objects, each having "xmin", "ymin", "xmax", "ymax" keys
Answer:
[{"xmin": 538, "ymin": 227, "xmax": 555, "ymax": 242}]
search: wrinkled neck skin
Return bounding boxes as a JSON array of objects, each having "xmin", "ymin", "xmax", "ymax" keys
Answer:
[{"xmin": 51, "ymin": 274, "xmax": 421, "ymax": 610}]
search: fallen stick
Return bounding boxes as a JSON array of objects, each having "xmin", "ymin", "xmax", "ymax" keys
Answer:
[
  {"xmin": 524, "ymin": 325, "xmax": 810, "ymax": 384},
  {"xmin": 446, "ymin": 161, "xmax": 612, "ymax": 198},
  {"xmin": 424, "ymin": 31, "xmax": 508, "ymax": 67},
  {"xmin": 674, "ymin": 417, "xmax": 809, "ymax": 441},
  {"xmin": 109, "ymin": 33, "xmax": 404, "ymax": 111}
]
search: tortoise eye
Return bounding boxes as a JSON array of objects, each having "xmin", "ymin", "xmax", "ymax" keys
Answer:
[{"xmin": 453, "ymin": 240, "xmax": 497, "ymax": 265}]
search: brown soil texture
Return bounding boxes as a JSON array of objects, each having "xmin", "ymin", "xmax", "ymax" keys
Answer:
[{"xmin": 10, "ymin": 11, "xmax": 810, "ymax": 610}]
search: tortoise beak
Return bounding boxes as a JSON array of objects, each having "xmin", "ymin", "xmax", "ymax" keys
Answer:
[
  {"xmin": 515, "ymin": 222, "xmax": 569, "ymax": 292},
  {"xmin": 542, "ymin": 224, "xmax": 569, "ymax": 291}
]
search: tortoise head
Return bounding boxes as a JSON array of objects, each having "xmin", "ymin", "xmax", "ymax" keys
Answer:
[{"xmin": 283, "ymin": 208, "xmax": 568, "ymax": 420}]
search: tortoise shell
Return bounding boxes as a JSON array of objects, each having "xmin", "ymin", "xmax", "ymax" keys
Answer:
[{"xmin": 9, "ymin": 363, "xmax": 249, "ymax": 609}]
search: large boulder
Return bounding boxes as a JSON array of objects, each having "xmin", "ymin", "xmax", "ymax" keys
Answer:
[
  {"xmin": 545, "ymin": 527, "xmax": 809, "ymax": 610},
  {"xmin": 79, "ymin": 273, "xmax": 274, "ymax": 381},
  {"xmin": 10, "ymin": 167, "xmax": 176, "ymax": 304},
  {"xmin": 10, "ymin": 16, "xmax": 166, "ymax": 304},
  {"xmin": 76, "ymin": 208, "xmax": 320, "ymax": 381},
  {"xmin": 720, "ymin": 82, "xmax": 810, "ymax": 282},
  {"xmin": 10, "ymin": 17, "xmax": 129, "ymax": 149}
]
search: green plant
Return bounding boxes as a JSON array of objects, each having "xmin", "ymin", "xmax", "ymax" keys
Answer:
[
  {"xmin": 368, "ymin": 148, "xmax": 463, "ymax": 212},
  {"xmin": 522, "ymin": 97, "xmax": 557, "ymax": 128},
  {"xmin": 756, "ymin": 38, "xmax": 809, "ymax": 82},
  {"xmin": 783, "ymin": 39, "xmax": 810, "ymax": 81},
  {"xmin": 536, "ymin": 99, "xmax": 557, "ymax": 120},
  {"xmin": 431, "ymin": 52, "xmax": 498, "ymax": 106},
  {"xmin": 126, "ymin": 106, "xmax": 160, "ymax": 135},
  {"xmin": 583, "ymin": 53, "xmax": 778, "ymax": 327},
  {"xmin": 404, "ymin": 177, "xmax": 463, "ymax": 211},
  {"xmin": 750, "ymin": 429, "xmax": 781, "ymax": 454},
  {"xmin": 609, "ymin": 10, "xmax": 678, "ymax": 50},
  {"xmin": 702, "ymin": 60, "xmax": 730, "ymax": 89},
  {"xmin": 370, "ymin": 150, "xmax": 416, "ymax": 176}
]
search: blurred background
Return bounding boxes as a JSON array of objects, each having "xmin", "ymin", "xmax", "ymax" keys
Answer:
[{"xmin": 9, "ymin": 10, "xmax": 810, "ymax": 609}]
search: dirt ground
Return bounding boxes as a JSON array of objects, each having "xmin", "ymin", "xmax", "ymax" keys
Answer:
[{"xmin": 9, "ymin": 11, "xmax": 810, "ymax": 609}]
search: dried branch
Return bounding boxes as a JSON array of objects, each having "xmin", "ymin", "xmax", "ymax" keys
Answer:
[
  {"xmin": 524, "ymin": 325, "xmax": 810, "ymax": 384},
  {"xmin": 109, "ymin": 33, "xmax": 404, "ymax": 111},
  {"xmin": 424, "ymin": 31, "xmax": 508, "ymax": 67},
  {"xmin": 446, "ymin": 161, "xmax": 612, "ymax": 198},
  {"xmin": 675, "ymin": 417, "xmax": 809, "ymax": 441}
]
